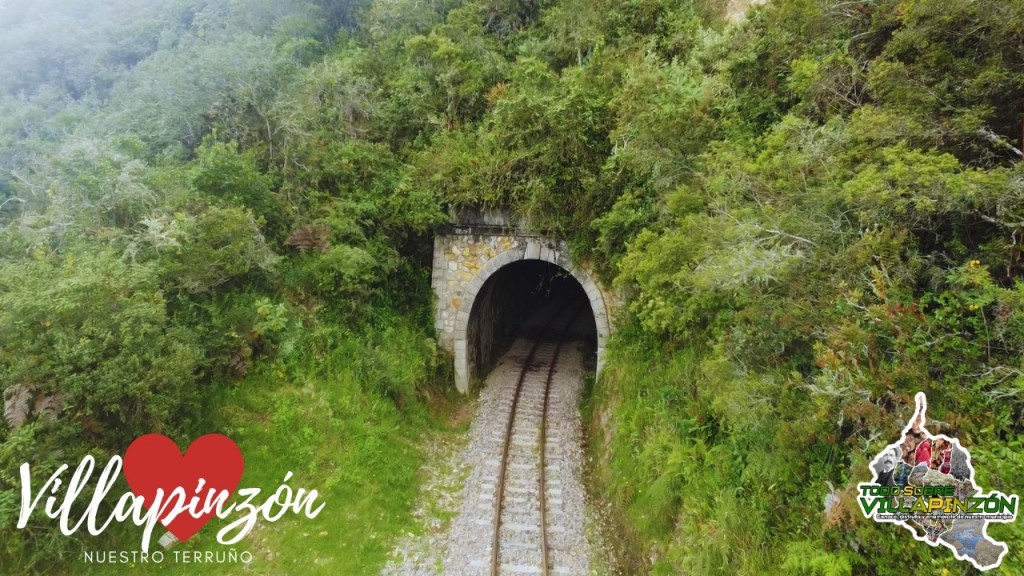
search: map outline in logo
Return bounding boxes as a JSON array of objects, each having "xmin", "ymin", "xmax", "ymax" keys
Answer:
[{"xmin": 857, "ymin": 392, "xmax": 1018, "ymax": 572}]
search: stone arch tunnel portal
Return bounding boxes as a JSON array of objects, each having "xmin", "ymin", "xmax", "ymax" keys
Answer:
[{"xmin": 432, "ymin": 231, "xmax": 612, "ymax": 392}]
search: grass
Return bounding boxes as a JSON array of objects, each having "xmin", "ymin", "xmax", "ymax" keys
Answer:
[
  {"xmin": 583, "ymin": 321, "xmax": 1024, "ymax": 576},
  {"xmin": 70, "ymin": 323, "xmax": 464, "ymax": 576}
]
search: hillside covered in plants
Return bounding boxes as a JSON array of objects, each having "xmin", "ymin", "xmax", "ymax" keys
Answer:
[{"xmin": 1, "ymin": 0, "xmax": 1023, "ymax": 574}]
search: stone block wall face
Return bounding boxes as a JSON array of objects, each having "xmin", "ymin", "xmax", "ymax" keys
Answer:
[{"xmin": 432, "ymin": 232, "xmax": 613, "ymax": 392}]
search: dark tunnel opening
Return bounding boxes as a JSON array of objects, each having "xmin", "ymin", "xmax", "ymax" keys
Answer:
[{"xmin": 466, "ymin": 260, "xmax": 598, "ymax": 384}]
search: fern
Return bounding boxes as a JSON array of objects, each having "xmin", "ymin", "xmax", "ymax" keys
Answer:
[{"xmin": 2, "ymin": 385, "xmax": 31, "ymax": 429}]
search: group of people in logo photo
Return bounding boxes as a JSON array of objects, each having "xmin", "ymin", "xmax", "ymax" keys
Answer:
[{"xmin": 871, "ymin": 411, "xmax": 1004, "ymax": 565}]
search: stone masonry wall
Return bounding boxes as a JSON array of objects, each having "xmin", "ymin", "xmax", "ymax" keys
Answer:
[{"xmin": 432, "ymin": 231, "xmax": 613, "ymax": 392}]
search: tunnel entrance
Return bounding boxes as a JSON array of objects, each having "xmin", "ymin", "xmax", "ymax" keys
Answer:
[{"xmin": 466, "ymin": 260, "xmax": 598, "ymax": 386}]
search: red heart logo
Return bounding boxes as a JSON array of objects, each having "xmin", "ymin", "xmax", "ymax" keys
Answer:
[{"xmin": 123, "ymin": 434, "xmax": 244, "ymax": 543}]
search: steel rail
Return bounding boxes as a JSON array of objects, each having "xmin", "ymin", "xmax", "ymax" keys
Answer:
[
  {"xmin": 538, "ymin": 304, "xmax": 584, "ymax": 576},
  {"xmin": 490, "ymin": 302, "xmax": 575, "ymax": 576}
]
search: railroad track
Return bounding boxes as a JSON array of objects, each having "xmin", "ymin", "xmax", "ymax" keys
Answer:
[{"xmin": 489, "ymin": 302, "xmax": 584, "ymax": 576}]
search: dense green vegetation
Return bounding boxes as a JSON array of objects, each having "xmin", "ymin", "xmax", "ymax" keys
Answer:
[
  {"xmin": 2, "ymin": 0, "xmax": 1024, "ymax": 574},
  {"xmin": 0, "ymin": 1, "xmax": 450, "ymax": 574}
]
